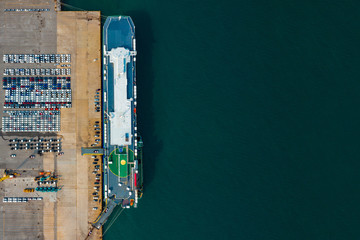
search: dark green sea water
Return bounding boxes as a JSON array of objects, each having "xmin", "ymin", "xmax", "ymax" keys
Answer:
[{"xmin": 65, "ymin": 1, "xmax": 360, "ymax": 239}]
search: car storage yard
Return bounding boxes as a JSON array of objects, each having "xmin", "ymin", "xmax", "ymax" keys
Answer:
[
  {"xmin": 0, "ymin": 0, "xmax": 57, "ymax": 239},
  {"xmin": 0, "ymin": 0, "xmax": 102, "ymax": 239}
]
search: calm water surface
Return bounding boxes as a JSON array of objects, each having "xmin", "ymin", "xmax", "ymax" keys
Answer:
[{"xmin": 65, "ymin": 1, "xmax": 360, "ymax": 239}]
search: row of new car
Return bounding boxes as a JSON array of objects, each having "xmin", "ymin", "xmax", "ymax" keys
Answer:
[
  {"xmin": 5, "ymin": 93, "xmax": 71, "ymax": 101},
  {"xmin": 5, "ymin": 92, "xmax": 72, "ymax": 102},
  {"xmin": 2, "ymin": 112, "xmax": 61, "ymax": 132},
  {"xmin": 4, "ymin": 85, "xmax": 71, "ymax": 91},
  {"xmin": 4, "ymin": 102, "xmax": 72, "ymax": 109},
  {"xmin": 10, "ymin": 142, "xmax": 61, "ymax": 146},
  {"xmin": 92, "ymin": 155, "xmax": 101, "ymax": 201},
  {"xmin": 10, "ymin": 147, "xmax": 61, "ymax": 151},
  {"xmin": 4, "ymin": 8, "xmax": 50, "ymax": 12},
  {"xmin": 3, "ymin": 76, "xmax": 71, "ymax": 83},
  {"xmin": 3, "ymin": 54, "xmax": 70, "ymax": 63},
  {"xmin": 4, "ymin": 68, "xmax": 71, "ymax": 76},
  {"xmin": 3, "ymin": 197, "xmax": 43, "ymax": 202},
  {"xmin": 4, "ymin": 110, "xmax": 60, "ymax": 116},
  {"xmin": 3, "ymin": 76, "xmax": 71, "ymax": 90},
  {"xmin": 9, "ymin": 138, "xmax": 61, "ymax": 143},
  {"xmin": 92, "ymin": 155, "xmax": 101, "ymax": 202},
  {"xmin": 3, "ymin": 128, "xmax": 60, "ymax": 133},
  {"xmin": 91, "ymin": 121, "xmax": 101, "ymax": 146},
  {"xmin": 94, "ymin": 89, "xmax": 101, "ymax": 112}
]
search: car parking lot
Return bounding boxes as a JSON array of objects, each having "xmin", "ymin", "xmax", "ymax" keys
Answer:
[
  {"xmin": 2, "ymin": 110, "xmax": 60, "ymax": 132},
  {"xmin": 8, "ymin": 137, "xmax": 62, "ymax": 154},
  {"xmin": 0, "ymin": 4, "xmax": 102, "ymax": 239},
  {"xmin": 3, "ymin": 76, "xmax": 72, "ymax": 109}
]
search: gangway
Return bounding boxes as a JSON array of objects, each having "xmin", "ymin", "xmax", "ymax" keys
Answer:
[
  {"xmin": 81, "ymin": 147, "xmax": 104, "ymax": 155},
  {"xmin": 92, "ymin": 198, "xmax": 117, "ymax": 229}
]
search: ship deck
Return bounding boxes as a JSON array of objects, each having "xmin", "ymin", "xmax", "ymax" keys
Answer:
[{"xmin": 102, "ymin": 16, "xmax": 137, "ymax": 204}]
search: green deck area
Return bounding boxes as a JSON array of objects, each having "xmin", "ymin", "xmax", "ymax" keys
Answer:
[
  {"xmin": 109, "ymin": 147, "xmax": 133, "ymax": 178},
  {"xmin": 119, "ymin": 153, "xmax": 128, "ymax": 177}
]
